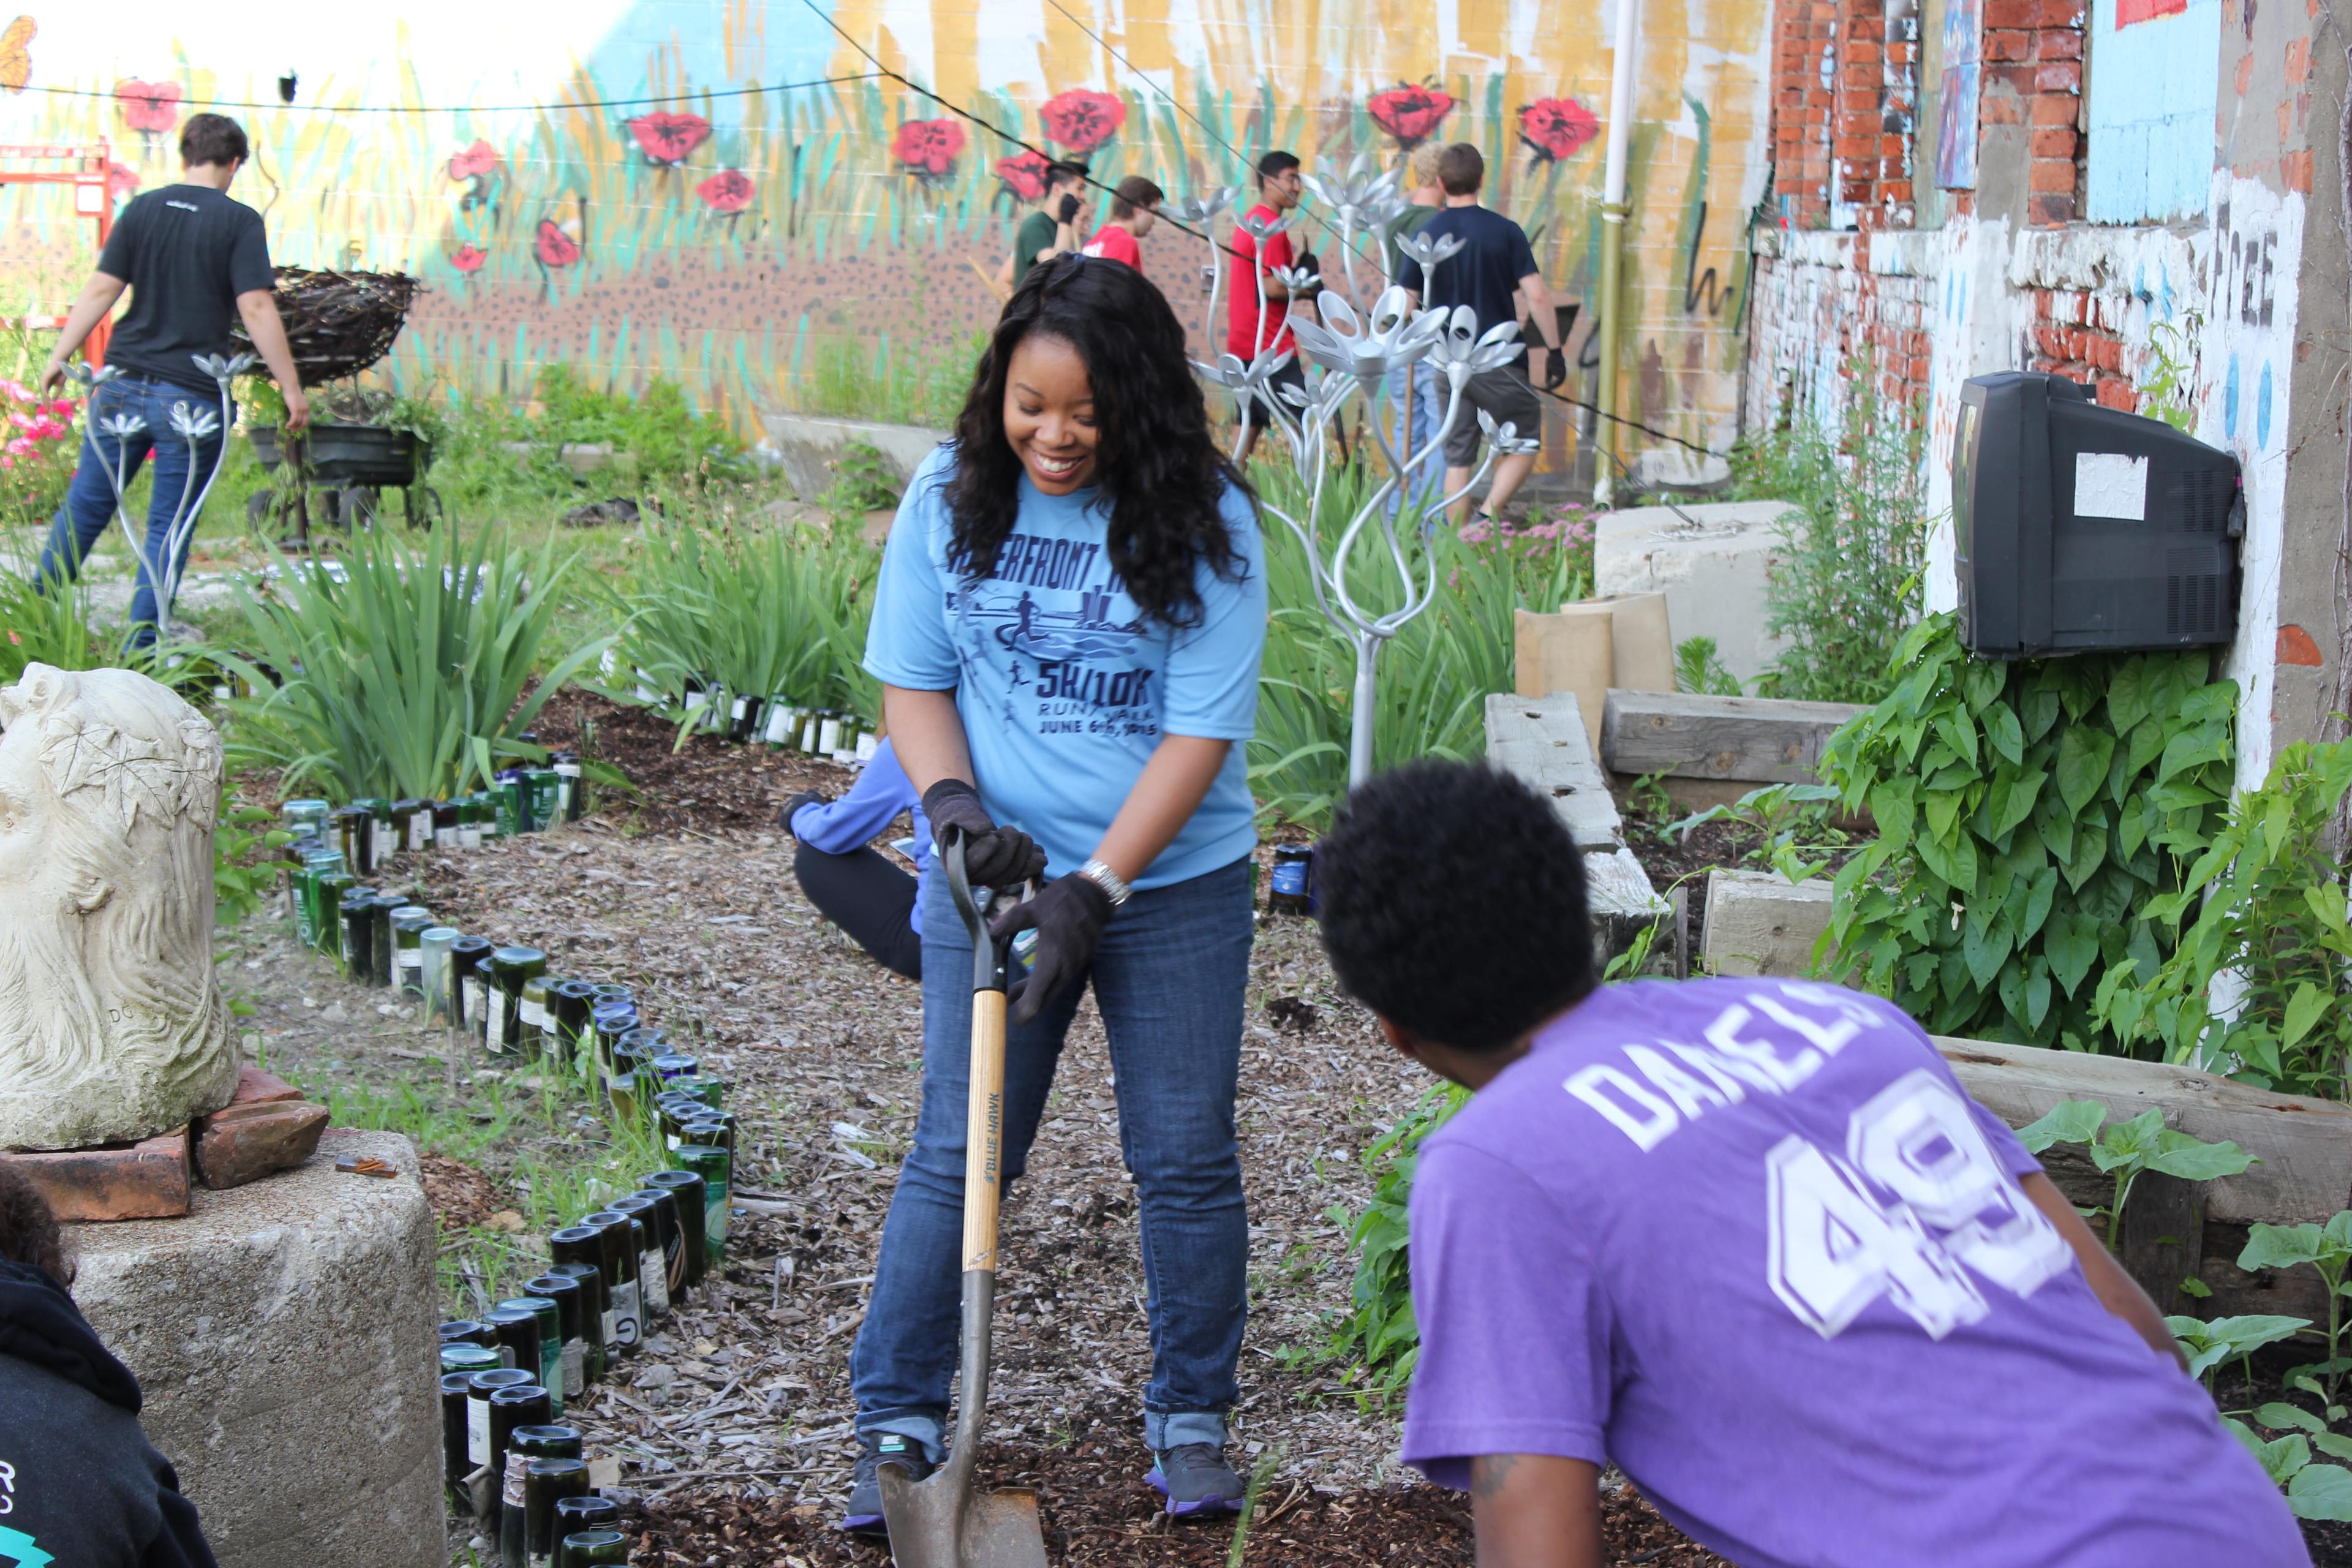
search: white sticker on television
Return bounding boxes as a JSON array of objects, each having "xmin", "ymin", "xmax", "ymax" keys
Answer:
[{"xmin": 2074, "ymin": 453, "xmax": 2149, "ymax": 521}]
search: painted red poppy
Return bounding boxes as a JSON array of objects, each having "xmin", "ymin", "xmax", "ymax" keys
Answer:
[
  {"xmin": 1038, "ymin": 88, "xmax": 1125, "ymax": 153},
  {"xmin": 448, "ymin": 140, "xmax": 499, "ymax": 181},
  {"xmin": 1518, "ymin": 97, "xmax": 1600, "ymax": 164},
  {"xmin": 1366, "ymin": 84, "xmax": 1455, "ymax": 146},
  {"xmin": 697, "ymin": 168, "xmax": 755, "ymax": 213},
  {"xmin": 892, "ymin": 118, "xmax": 967, "ymax": 178},
  {"xmin": 450, "ymin": 243, "xmax": 488, "ymax": 274},
  {"xmin": 114, "ymin": 78, "xmax": 182, "ymax": 135},
  {"xmin": 533, "ymin": 220, "xmax": 580, "ymax": 268},
  {"xmin": 626, "ymin": 110, "xmax": 712, "ymax": 167},
  {"xmin": 996, "ymin": 150, "xmax": 1050, "ymax": 202}
]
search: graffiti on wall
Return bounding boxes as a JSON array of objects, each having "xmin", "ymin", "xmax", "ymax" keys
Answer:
[
  {"xmin": 2085, "ymin": 0, "xmax": 2222, "ymax": 222},
  {"xmin": 0, "ymin": 0, "xmax": 1771, "ymax": 462},
  {"xmin": 1934, "ymin": 0, "xmax": 1981, "ymax": 188}
]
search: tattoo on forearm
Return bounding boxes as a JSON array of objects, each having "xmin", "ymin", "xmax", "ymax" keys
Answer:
[{"xmin": 1471, "ymin": 1454, "xmax": 1522, "ymax": 1499}]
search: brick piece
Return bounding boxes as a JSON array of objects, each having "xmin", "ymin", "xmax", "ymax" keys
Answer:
[
  {"xmin": 2031, "ymin": 92, "xmax": 2080, "ymax": 124},
  {"xmin": 0, "ymin": 1129, "xmax": 191, "ymax": 1221},
  {"xmin": 194, "ymin": 1101, "xmax": 332, "ymax": 1191},
  {"xmin": 2030, "ymin": 158, "xmax": 2080, "ymax": 194},
  {"xmin": 1982, "ymin": 94, "xmax": 2026, "ymax": 124},
  {"xmin": 2032, "ymin": 126, "xmax": 2080, "ymax": 158},
  {"xmin": 2094, "ymin": 379, "xmax": 2139, "ymax": 412},
  {"xmin": 2040, "ymin": 29, "xmax": 2084, "ymax": 58},
  {"xmin": 2036, "ymin": 60, "xmax": 2083, "ymax": 91},
  {"xmin": 1985, "ymin": 27, "xmax": 2035, "ymax": 58},
  {"xmin": 235, "ymin": 1064, "xmax": 304, "ymax": 1106},
  {"xmin": 2030, "ymin": 191, "xmax": 2078, "ymax": 225}
]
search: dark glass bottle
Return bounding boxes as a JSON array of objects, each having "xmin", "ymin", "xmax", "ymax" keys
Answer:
[
  {"xmin": 649, "ymin": 1052, "xmax": 699, "ymax": 1087},
  {"xmin": 495, "ymin": 1297, "xmax": 565, "ymax": 1413},
  {"xmin": 547, "ymin": 981, "xmax": 597, "ymax": 1075},
  {"xmin": 440, "ymin": 1370, "xmax": 479, "ymax": 1510},
  {"xmin": 441, "ymin": 1344, "xmax": 501, "ymax": 1379},
  {"xmin": 391, "ymin": 908, "xmax": 435, "ymax": 997},
  {"xmin": 439, "ymin": 1318, "xmax": 497, "ymax": 1349},
  {"xmin": 485, "ymin": 1384, "xmax": 552, "ymax": 1514},
  {"xmin": 502, "ymin": 1428, "xmax": 583, "ymax": 1568},
  {"xmin": 674, "ymin": 1144, "xmax": 730, "ymax": 1266},
  {"xmin": 543, "ymin": 1261, "xmax": 606, "ymax": 1387},
  {"xmin": 627, "ymin": 1186, "xmax": 688, "ymax": 1310},
  {"xmin": 608, "ymin": 1194, "xmax": 671, "ymax": 1321},
  {"xmin": 556, "ymin": 1529, "xmax": 629, "ymax": 1567},
  {"xmin": 526, "ymin": 768, "xmax": 564, "ymax": 831},
  {"xmin": 432, "ymin": 798, "xmax": 462, "ymax": 850},
  {"xmin": 551, "ymin": 1495, "xmax": 620, "ymax": 1536},
  {"xmin": 547, "ymin": 1231, "xmax": 616, "ymax": 1372},
  {"xmin": 495, "ymin": 769, "xmax": 529, "ymax": 837},
  {"xmin": 451, "ymin": 935, "xmax": 496, "ymax": 1041},
  {"xmin": 640, "ymin": 1170, "xmax": 707, "ymax": 1291},
  {"xmin": 329, "ymin": 805, "xmax": 374, "ymax": 876},
  {"xmin": 579, "ymin": 1212, "xmax": 643, "ymax": 1352},
  {"xmin": 522, "ymin": 1457, "xmax": 590, "ymax": 1568},
  {"xmin": 312, "ymin": 869, "xmax": 355, "ymax": 956},
  {"xmin": 393, "ymin": 796, "xmax": 434, "ymax": 853},
  {"xmin": 522, "ymin": 1274, "xmax": 588, "ymax": 1405},
  {"xmin": 464, "ymin": 1368, "xmax": 535, "ymax": 1490},
  {"xmin": 481, "ymin": 1306, "xmax": 542, "ymax": 1374},
  {"xmin": 486, "ymin": 946, "xmax": 548, "ymax": 1059},
  {"xmin": 338, "ymin": 889, "xmax": 379, "ymax": 983},
  {"xmin": 682, "ymin": 1111, "xmax": 737, "ymax": 1167},
  {"xmin": 366, "ymin": 891, "xmax": 406, "ymax": 986},
  {"xmin": 1268, "ymin": 843, "xmax": 1315, "ymax": 913}
]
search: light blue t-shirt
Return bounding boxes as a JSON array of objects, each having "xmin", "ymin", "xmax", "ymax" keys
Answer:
[{"xmin": 863, "ymin": 445, "xmax": 1267, "ymax": 891}]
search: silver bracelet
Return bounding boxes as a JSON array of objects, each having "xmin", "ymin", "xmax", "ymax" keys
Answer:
[{"xmin": 1077, "ymin": 858, "xmax": 1133, "ymax": 908}]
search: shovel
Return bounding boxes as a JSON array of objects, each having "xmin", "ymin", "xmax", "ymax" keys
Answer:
[{"xmin": 878, "ymin": 828, "xmax": 1050, "ymax": 1568}]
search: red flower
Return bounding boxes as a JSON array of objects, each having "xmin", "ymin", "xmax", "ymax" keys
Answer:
[
  {"xmin": 1366, "ymin": 84, "xmax": 1455, "ymax": 146},
  {"xmin": 114, "ymin": 78, "xmax": 182, "ymax": 135},
  {"xmin": 1518, "ymin": 97, "xmax": 1600, "ymax": 164},
  {"xmin": 450, "ymin": 243, "xmax": 488, "ymax": 274},
  {"xmin": 1038, "ymin": 88, "xmax": 1125, "ymax": 153},
  {"xmin": 533, "ymin": 221, "xmax": 580, "ymax": 268},
  {"xmin": 697, "ymin": 167, "xmax": 755, "ymax": 213},
  {"xmin": 626, "ymin": 111, "xmax": 712, "ymax": 167},
  {"xmin": 996, "ymin": 149, "xmax": 1050, "ymax": 202},
  {"xmin": 891, "ymin": 118, "xmax": 966, "ymax": 178},
  {"xmin": 448, "ymin": 140, "xmax": 499, "ymax": 181}
]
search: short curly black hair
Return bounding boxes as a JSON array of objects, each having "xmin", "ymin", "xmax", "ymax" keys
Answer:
[
  {"xmin": 1316, "ymin": 760, "xmax": 1595, "ymax": 1053},
  {"xmin": 0, "ymin": 1162, "xmax": 73, "ymax": 1287}
]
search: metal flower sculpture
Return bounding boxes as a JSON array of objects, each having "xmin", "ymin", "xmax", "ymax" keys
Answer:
[
  {"xmin": 1390, "ymin": 226, "xmax": 1466, "ymax": 292},
  {"xmin": 1166, "ymin": 187, "xmax": 1240, "ymax": 353},
  {"xmin": 73, "ymin": 351, "xmax": 254, "ymax": 643},
  {"xmin": 1301, "ymin": 154, "xmax": 1401, "ymax": 302},
  {"xmin": 1248, "ymin": 302, "xmax": 1530, "ymax": 787}
]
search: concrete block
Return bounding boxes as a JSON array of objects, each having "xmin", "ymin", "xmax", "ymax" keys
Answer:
[
  {"xmin": 1594, "ymin": 501, "xmax": 1803, "ymax": 684},
  {"xmin": 1483, "ymin": 694, "xmax": 1667, "ymax": 968},
  {"xmin": 70, "ymin": 1127, "xmax": 441, "ymax": 1568},
  {"xmin": 1702, "ymin": 868, "xmax": 1835, "ymax": 977},
  {"xmin": 757, "ymin": 412, "xmax": 948, "ymax": 504}
]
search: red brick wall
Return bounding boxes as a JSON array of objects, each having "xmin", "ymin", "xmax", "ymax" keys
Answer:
[
  {"xmin": 1773, "ymin": 0, "xmax": 1917, "ymax": 227},
  {"xmin": 1774, "ymin": 0, "xmax": 1837, "ymax": 224},
  {"xmin": 2024, "ymin": 287, "xmax": 2139, "ymax": 409},
  {"xmin": 1977, "ymin": 0, "xmax": 2088, "ymax": 225}
]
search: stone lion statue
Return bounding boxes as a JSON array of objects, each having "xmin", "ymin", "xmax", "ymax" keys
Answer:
[{"xmin": 0, "ymin": 663, "xmax": 237, "ymax": 1152}]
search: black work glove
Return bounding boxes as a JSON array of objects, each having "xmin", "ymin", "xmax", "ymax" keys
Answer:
[
  {"xmin": 779, "ymin": 790, "xmax": 826, "ymax": 836},
  {"xmin": 1056, "ymin": 193, "xmax": 1082, "ymax": 225},
  {"xmin": 990, "ymin": 873, "xmax": 1112, "ymax": 1025},
  {"xmin": 922, "ymin": 778, "xmax": 1047, "ymax": 888},
  {"xmin": 1541, "ymin": 345, "xmax": 1568, "ymax": 390},
  {"xmin": 1296, "ymin": 247, "xmax": 1321, "ymax": 279}
]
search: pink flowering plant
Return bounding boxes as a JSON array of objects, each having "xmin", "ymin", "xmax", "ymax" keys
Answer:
[{"xmin": 0, "ymin": 374, "xmax": 83, "ymax": 529}]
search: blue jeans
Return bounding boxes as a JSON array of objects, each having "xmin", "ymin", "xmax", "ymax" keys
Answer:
[
  {"xmin": 851, "ymin": 858, "xmax": 1255, "ymax": 1461},
  {"xmin": 1384, "ymin": 359, "xmax": 1446, "ymax": 517},
  {"xmin": 35, "ymin": 374, "xmax": 230, "ymax": 642}
]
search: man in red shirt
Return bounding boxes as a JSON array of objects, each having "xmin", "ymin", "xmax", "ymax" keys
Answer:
[
  {"xmin": 1226, "ymin": 150, "xmax": 1317, "ymax": 460},
  {"xmin": 1081, "ymin": 176, "xmax": 1162, "ymax": 273}
]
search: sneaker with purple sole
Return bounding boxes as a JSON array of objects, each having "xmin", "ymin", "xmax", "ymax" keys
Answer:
[{"xmin": 1145, "ymin": 1442, "xmax": 1245, "ymax": 1518}]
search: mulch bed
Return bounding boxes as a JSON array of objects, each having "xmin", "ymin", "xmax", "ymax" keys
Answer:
[{"xmin": 521, "ymin": 689, "xmax": 851, "ymax": 836}]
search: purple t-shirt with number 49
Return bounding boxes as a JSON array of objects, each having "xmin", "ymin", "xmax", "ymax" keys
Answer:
[{"xmin": 1403, "ymin": 976, "xmax": 2306, "ymax": 1568}]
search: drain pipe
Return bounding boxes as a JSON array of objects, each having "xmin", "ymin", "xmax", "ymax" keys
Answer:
[{"xmin": 1593, "ymin": 0, "xmax": 1642, "ymax": 508}]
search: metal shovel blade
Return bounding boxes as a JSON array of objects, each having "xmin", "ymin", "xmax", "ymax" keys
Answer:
[{"xmin": 877, "ymin": 1461, "xmax": 1047, "ymax": 1568}]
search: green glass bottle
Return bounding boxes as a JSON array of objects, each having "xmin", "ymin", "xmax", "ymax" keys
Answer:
[
  {"xmin": 520, "ymin": 974, "xmax": 554, "ymax": 1063},
  {"xmin": 579, "ymin": 1211, "xmax": 643, "ymax": 1354},
  {"xmin": 522, "ymin": 1457, "xmax": 590, "ymax": 1568},
  {"xmin": 502, "ymin": 1427, "xmax": 582, "ymax": 1568},
  {"xmin": 440, "ymin": 1343, "xmax": 500, "ymax": 1377},
  {"xmin": 627, "ymin": 1186, "xmax": 688, "ymax": 1313},
  {"xmin": 676, "ymin": 1144, "xmax": 730, "ymax": 1265},
  {"xmin": 391, "ymin": 907, "xmax": 434, "ymax": 997},
  {"xmin": 548, "ymin": 981, "xmax": 597, "ymax": 1075},
  {"xmin": 464, "ymin": 1368, "xmax": 534, "ymax": 1491},
  {"xmin": 556, "ymin": 1529, "xmax": 628, "ymax": 1567},
  {"xmin": 339, "ymin": 889, "xmax": 382, "ymax": 986},
  {"xmin": 295, "ymin": 847, "xmax": 345, "ymax": 949},
  {"xmin": 352, "ymin": 796, "xmax": 396, "ymax": 867},
  {"xmin": 393, "ymin": 796, "xmax": 434, "ymax": 854},
  {"xmin": 312, "ymin": 867, "xmax": 355, "ymax": 956},
  {"xmin": 551, "ymin": 1494, "xmax": 620, "ymax": 1539},
  {"xmin": 546, "ymin": 1231, "xmax": 616, "ymax": 1373},
  {"xmin": 365, "ymin": 891, "xmax": 405, "ymax": 987},
  {"xmin": 486, "ymin": 946, "xmax": 548, "ymax": 1059},
  {"xmin": 496, "ymin": 1297, "xmax": 566, "ymax": 1415},
  {"xmin": 440, "ymin": 1370, "xmax": 478, "ymax": 1510},
  {"xmin": 450, "ymin": 935, "xmax": 495, "ymax": 1042},
  {"xmin": 608, "ymin": 1194, "xmax": 671, "ymax": 1321},
  {"xmin": 543, "ymin": 1261, "xmax": 605, "ymax": 1387},
  {"xmin": 481, "ymin": 1305, "xmax": 542, "ymax": 1376},
  {"xmin": 522, "ymin": 1274, "xmax": 587, "ymax": 1406},
  {"xmin": 526, "ymin": 768, "xmax": 564, "ymax": 832},
  {"xmin": 328, "ymin": 805, "xmax": 374, "ymax": 876},
  {"xmin": 422, "ymin": 928, "xmax": 461, "ymax": 1021}
]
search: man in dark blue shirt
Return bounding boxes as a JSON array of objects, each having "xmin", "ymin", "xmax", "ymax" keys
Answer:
[
  {"xmin": 32, "ymin": 113, "xmax": 307, "ymax": 642},
  {"xmin": 1396, "ymin": 143, "xmax": 1566, "ymax": 524}
]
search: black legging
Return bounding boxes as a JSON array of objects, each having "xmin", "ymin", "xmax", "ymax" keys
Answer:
[{"xmin": 793, "ymin": 841, "xmax": 922, "ymax": 981}]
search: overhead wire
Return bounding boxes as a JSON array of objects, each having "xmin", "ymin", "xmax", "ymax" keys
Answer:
[{"xmin": 20, "ymin": 70, "xmax": 887, "ymax": 116}]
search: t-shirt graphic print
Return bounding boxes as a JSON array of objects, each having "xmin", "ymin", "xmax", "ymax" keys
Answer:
[{"xmin": 864, "ymin": 446, "xmax": 1266, "ymax": 890}]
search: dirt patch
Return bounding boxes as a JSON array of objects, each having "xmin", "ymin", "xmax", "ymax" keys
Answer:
[
  {"xmin": 524, "ymin": 688, "xmax": 857, "ymax": 837},
  {"xmin": 417, "ymin": 1152, "xmax": 498, "ymax": 1234}
]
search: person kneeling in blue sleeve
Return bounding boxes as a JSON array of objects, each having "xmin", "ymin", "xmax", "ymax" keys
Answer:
[
  {"xmin": 0, "ymin": 1164, "xmax": 221, "ymax": 1567},
  {"xmin": 784, "ymin": 734, "xmax": 930, "ymax": 981},
  {"xmin": 1311, "ymin": 759, "xmax": 2307, "ymax": 1568}
]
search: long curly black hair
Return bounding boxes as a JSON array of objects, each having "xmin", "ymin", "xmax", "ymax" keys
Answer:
[{"xmin": 943, "ymin": 252, "xmax": 1251, "ymax": 628}]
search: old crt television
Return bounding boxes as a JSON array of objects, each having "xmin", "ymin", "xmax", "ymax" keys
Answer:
[{"xmin": 1952, "ymin": 371, "xmax": 2241, "ymax": 657}]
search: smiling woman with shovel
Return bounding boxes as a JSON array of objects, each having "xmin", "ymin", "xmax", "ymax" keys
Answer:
[{"xmin": 848, "ymin": 253, "xmax": 1267, "ymax": 1544}]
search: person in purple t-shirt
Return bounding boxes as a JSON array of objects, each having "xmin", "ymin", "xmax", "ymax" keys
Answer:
[{"xmin": 1313, "ymin": 760, "xmax": 2306, "ymax": 1568}]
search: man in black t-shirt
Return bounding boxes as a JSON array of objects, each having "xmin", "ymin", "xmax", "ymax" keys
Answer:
[
  {"xmin": 1395, "ymin": 143, "xmax": 1566, "ymax": 524},
  {"xmin": 32, "ymin": 112, "xmax": 307, "ymax": 642}
]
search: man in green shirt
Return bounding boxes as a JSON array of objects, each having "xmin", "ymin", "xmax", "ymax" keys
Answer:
[{"xmin": 997, "ymin": 160, "xmax": 1090, "ymax": 295}]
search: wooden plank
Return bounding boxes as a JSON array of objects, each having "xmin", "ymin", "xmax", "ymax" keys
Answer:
[
  {"xmin": 1935, "ymin": 1035, "xmax": 2352, "ymax": 1225},
  {"xmin": 2117, "ymin": 1172, "xmax": 2205, "ymax": 1317},
  {"xmin": 1483, "ymin": 693, "xmax": 1624, "ymax": 850},
  {"xmin": 1600, "ymin": 689, "xmax": 1864, "ymax": 783}
]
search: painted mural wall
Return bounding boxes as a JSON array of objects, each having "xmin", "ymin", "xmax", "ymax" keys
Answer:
[{"xmin": 0, "ymin": 0, "xmax": 1771, "ymax": 473}]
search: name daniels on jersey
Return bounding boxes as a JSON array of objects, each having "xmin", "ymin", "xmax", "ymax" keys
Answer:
[{"xmin": 1564, "ymin": 980, "xmax": 1892, "ymax": 1152}]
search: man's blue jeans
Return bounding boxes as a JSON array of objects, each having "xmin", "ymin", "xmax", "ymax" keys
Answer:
[
  {"xmin": 35, "ymin": 374, "xmax": 230, "ymax": 642},
  {"xmin": 851, "ymin": 858, "xmax": 1254, "ymax": 1461},
  {"xmin": 1384, "ymin": 359, "xmax": 1446, "ymax": 518}
]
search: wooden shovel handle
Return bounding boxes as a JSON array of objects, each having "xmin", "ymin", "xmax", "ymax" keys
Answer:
[{"xmin": 962, "ymin": 989, "xmax": 1008, "ymax": 1274}]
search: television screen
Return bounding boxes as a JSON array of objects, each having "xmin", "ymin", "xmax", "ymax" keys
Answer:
[{"xmin": 1953, "ymin": 371, "xmax": 2240, "ymax": 658}]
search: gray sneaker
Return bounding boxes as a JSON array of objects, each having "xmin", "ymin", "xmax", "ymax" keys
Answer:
[
  {"xmin": 1145, "ymin": 1442, "xmax": 1245, "ymax": 1518},
  {"xmin": 843, "ymin": 1433, "xmax": 933, "ymax": 1534}
]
